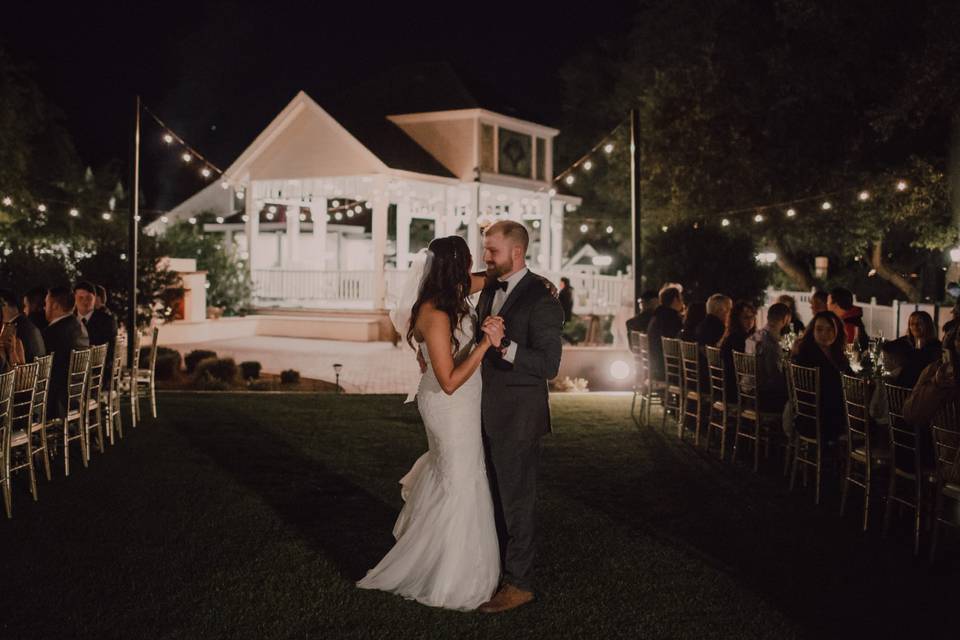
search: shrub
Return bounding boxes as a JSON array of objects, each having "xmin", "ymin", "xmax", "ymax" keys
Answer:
[
  {"xmin": 248, "ymin": 380, "xmax": 273, "ymax": 392},
  {"xmin": 140, "ymin": 346, "xmax": 180, "ymax": 369},
  {"xmin": 185, "ymin": 350, "xmax": 217, "ymax": 373},
  {"xmin": 154, "ymin": 350, "xmax": 182, "ymax": 380},
  {"xmin": 240, "ymin": 361, "xmax": 262, "ymax": 380},
  {"xmin": 194, "ymin": 357, "xmax": 238, "ymax": 383},
  {"xmin": 192, "ymin": 375, "xmax": 231, "ymax": 391},
  {"xmin": 280, "ymin": 369, "xmax": 300, "ymax": 384}
]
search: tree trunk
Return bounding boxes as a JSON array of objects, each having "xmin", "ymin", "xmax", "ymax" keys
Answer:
[
  {"xmin": 871, "ymin": 239, "xmax": 921, "ymax": 302},
  {"xmin": 770, "ymin": 237, "xmax": 813, "ymax": 290}
]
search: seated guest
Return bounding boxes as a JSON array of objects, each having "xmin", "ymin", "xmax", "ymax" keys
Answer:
[
  {"xmin": 828, "ymin": 287, "xmax": 869, "ymax": 350},
  {"xmin": 791, "ymin": 311, "xmax": 853, "ymax": 442},
  {"xmin": 696, "ymin": 294, "xmax": 731, "ymax": 348},
  {"xmin": 0, "ymin": 288, "xmax": 45, "ymax": 362},
  {"xmin": 0, "ymin": 321, "xmax": 26, "ymax": 373},
  {"xmin": 869, "ymin": 339, "xmax": 915, "ymax": 423},
  {"xmin": 749, "ymin": 302, "xmax": 790, "ymax": 412},
  {"xmin": 898, "ymin": 310, "xmax": 941, "ymax": 385},
  {"xmin": 646, "ymin": 286, "xmax": 684, "ymax": 381},
  {"xmin": 42, "ymin": 286, "xmax": 90, "ymax": 419},
  {"xmin": 720, "ymin": 300, "xmax": 757, "ymax": 402},
  {"xmin": 777, "ymin": 294, "xmax": 806, "ymax": 336},
  {"xmin": 95, "ymin": 285, "xmax": 112, "ymax": 314},
  {"xmin": 942, "ymin": 300, "xmax": 958, "ymax": 341},
  {"xmin": 625, "ymin": 290, "xmax": 660, "ymax": 335},
  {"xmin": 904, "ymin": 329, "xmax": 960, "ymax": 479},
  {"xmin": 679, "ymin": 301, "xmax": 707, "ymax": 342},
  {"xmin": 23, "ymin": 286, "xmax": 48, "ymax": 331},
  {"xmin": 76, "ymin": 280, "xmax": 118, "ymax": 382},
  {"xmin": 809, "ymin": 290, "xmax": 829, "ymax": 317}
]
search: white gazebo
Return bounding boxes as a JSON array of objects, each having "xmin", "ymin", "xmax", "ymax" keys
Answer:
[{"xmin": 152, "ymin": 69, "xmax": 629, "ymax": 318}]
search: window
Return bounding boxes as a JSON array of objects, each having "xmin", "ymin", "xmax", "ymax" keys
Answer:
[
  {"xmin": 480, "ymin": 124, "xmax": 495, "ymax": 172},
  {"xmin": 498, "ymin": 128, "xmax": 532, "ymax": 178},
  {"xmin": 535, "ymin": 138, "xmax": 546, "ymax": 181}
]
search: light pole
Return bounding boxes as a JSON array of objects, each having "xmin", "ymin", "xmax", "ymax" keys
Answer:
[
  {"xmin": 127, "ymin": 95, "xmax": 141, "ymax": 369},
  {"xmin": 333, "ymin": 363, "xmax": 343, "ymax": 393}
]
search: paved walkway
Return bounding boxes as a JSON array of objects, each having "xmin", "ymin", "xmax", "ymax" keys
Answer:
[{"xmin": 167, "ymin": 336, "xmax": 420, "ymax": 394}]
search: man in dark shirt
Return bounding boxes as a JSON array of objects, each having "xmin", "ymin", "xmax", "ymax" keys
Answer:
[
  {"xmin": 646, "ymin": 287, "xmax": 684, "ymax": 381},
  {"xmin": 626, "ymin": 290, "xmax": 661, "ymax": 335},
  {"xmin": 0, "ymin": 288, "xmax": 46, "ymax": 363},
  {"xmin": 43, "ymin": 286, "xmax": 90, "ymax": 419},
  {"xmin": 76, "ymin": 281, "xmax": 118, "ymax": 381},
  {"xmin": 696, "ymin": 293, "xmax": 731, "ymax": 349},
  {"xmin": 23, "ymin": 286, "xmax": 48, "ymax": 331}
]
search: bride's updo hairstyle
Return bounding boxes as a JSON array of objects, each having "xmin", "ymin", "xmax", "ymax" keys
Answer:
[{"xmin": 407, "ymin": 235, "xmax": 473, "ymax": 352}]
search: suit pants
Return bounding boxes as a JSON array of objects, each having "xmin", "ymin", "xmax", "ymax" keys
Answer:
[{"xmin": 482, "ymin": 432, "xmax": 541, "ymax": 592}]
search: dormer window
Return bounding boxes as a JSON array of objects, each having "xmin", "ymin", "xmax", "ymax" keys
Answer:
[
  {"xmin": 498, "ymin": 128, "xmax": 532, "ymax": 178},
  {"xmin": 477, "ymin": 119, "xmax": 551, "ymax": 182}
]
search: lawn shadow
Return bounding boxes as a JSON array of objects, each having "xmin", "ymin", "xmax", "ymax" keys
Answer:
[
  {"xmin": 544, "ymin": 416, "xmax": 956, "ymax": 638},
  {"xmin": 170, "ymin": 416, "xmax": 399, "ymax": 581}
]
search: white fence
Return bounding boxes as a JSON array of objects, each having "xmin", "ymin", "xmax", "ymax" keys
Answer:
[
  {"xmin": 763, "ymin": 288, "xmax": 955, "ymax": 338},
  {"xmin": 252, "ymin": 268, "xmax": 632, "ymax": 315}
]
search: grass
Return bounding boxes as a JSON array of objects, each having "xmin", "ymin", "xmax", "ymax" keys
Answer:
[{"xmin": 0, "ymin": 393, "xmax": 956, "ymax": 639}]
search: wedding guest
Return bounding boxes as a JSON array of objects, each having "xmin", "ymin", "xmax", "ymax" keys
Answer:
[
  {"xmin": 869, "ymin": 339, "xmax": 915, "ymax": 423},
  {"xmin": 679, "ymin": 301, "xmax": 707, "ymax": 342},
  {"xmin": 558, "ymin": 278, "xmax": 574, "ymax": 325},
  {"xmin": 898, "ymin": 311, "xmax": 941, "ymax": 386},
  {"xmin": 646, "ymin": 286, "xmax": 684, "ymax": 381},
  {"xmin": 696, "ymin": 294, "xmax": 731, "ymax": 348},
  {"xmin": 0, "ymin": 288, "xmax": 45, "ymax": 362},
  {"xmin": 904, "ymin": 329, "xmax": 960, "ymax": 478},
  {"xmin": 749, "ymin": 302, "xmax": 790, "ymax": 412},
  {"xmin": 625, "ymin": 290, "xmax": 660, "ymax": 334},
  {"xmin": 0, "ymin": 320, "xmax": 26, "ymax": 373},
  {"xmin": 791, "ymin": 311, "xmax": 853, "ymax": 442},
  {"xmin": 23, "ymin": 286, "xmax": 48, "ymax": 331},
  {"xmin": 810, "ymin": 290, "xmax": 829, "ymax": 316},
  {"xmin": 941, "ymin": 300, "xmax": 958, "ymax": 341},
  {"xmin": 720, "ymin": 301, "xmax": 757, "ymax": 402},
  {"xmin": 76, "ymin": 280, "xmax": 118, "ymax": 381},
  {"xmin": 828, "ymin": 287, "xmax": 869, "ymax": 350},
  {"xmin": 43, "ymin": 286, "xmax": 90, "ymax": 419},
  {"xmin": 777, "ymin": 294, "xmax": 806, "ymax": 336}
]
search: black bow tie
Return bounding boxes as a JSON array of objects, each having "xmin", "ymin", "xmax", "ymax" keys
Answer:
[{"xmin": 493, "ymin": 281, "xmax": 508, "ymax": 292}]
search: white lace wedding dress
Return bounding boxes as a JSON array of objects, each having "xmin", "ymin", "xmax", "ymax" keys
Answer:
[{"xmin": 357, "ymin": 312, "xmax": 500, "ymax": 610}]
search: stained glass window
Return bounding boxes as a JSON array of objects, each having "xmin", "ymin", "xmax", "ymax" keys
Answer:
[{"xmin": 498, "ymin": 128, "xmax": 532, "ymax": 178}]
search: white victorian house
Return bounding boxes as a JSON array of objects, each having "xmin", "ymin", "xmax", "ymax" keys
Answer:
[{"xmin": 152, "ymin": 66, "xmax": 628, "ymax": 325}]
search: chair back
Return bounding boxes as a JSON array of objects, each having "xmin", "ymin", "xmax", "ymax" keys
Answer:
[
  {"xmin": 628, "ymin": 330, "xmax": 643, "ymax": 355},
  {"xmin": 789, "ymin": 363, "xmax": 821, "ymax": 440},
  {"xmin": 841, "ymin": 374, "xmax": 870, "ymax": 456},
  {"xmin": 930, "ymin": 398, "xmax": 960, "ymax": 486},
  {"xmin": 87, "ymin": 344, "xmax": 108, "ymax": 397},
  {"xmin": 705, "ymin": 346, "xmax": 727, "ymax": 405},
  {"xmin": 129, "ymin": 331, "xmax": 143, "ymax": 371},
  {"xmin": 145, "ymin": 327, "xmax": 159, "ymax": 375},
  {"xmin": 733, "ymin": 351, "xmax": 759, "ymax": 414},
  {"xmin": 11, "ymin": 363, "xmax": 38, "ymax": 435},
  {"xmin": 110, "ymin": 336, "xmax": 125, "ymax": 390},
  {"xmin": 31, "ymin": 355, "xmax": 53, "ymax": 425},
  {"xmin": 66, "ymin": 349, "xmax": 92, "ymax": 416},
  {"xmin": 661, "ymin": 338, "xmax": 683, "ymax": 390},
  {"xmin": 680, "ymin": 341, "xmax": 701, "ymax": 396},
  {"xmin": 0, "ymin": 370, "xmax": 14, "ymax": 455},
  {"xmin": 633, "ymin": 333, "xmax": 650, "ymax": 390},
  {"xmin": 884, "ymin": 383, "xmax": 915, "ymax": 476}
]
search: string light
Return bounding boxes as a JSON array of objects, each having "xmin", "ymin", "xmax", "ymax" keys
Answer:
[
  {"xmin": 101, "ymin": 212, "xmax": 112, "ymax": 221},
  {"xmin": 579, "ymin": 224, "xmax": 588, "ymax": 233},
  {"xmin": 160, "ymin": 216, "xmax": 169, "ymax": 223},
  {"xmin": 606, "ymin": 225, "xmax": 614, "ymax": 234},
  {"xmin": 354, "ymin": 205, "xmax": 363, "ymax": 213},
  {"xmin": 1, "ymin": 197, "xmax": 11, "ymax": 206},
  {"xmin": 241, "ymin": 214, "xmax": 249, "ymax": 222},
  {"xmin": 299, "ymin": 213, "xmax": 307, "ymax": 222},
  {"xmin": 181, "ymin": 152, "xmax": 192, "ymax": 163},
  {"xmin": 334, "ymin": 212, "xmax": 343, "ymax": 221},
  {"xmin": 331, "ymin": 200, "xmax": 340, "ymax": 207},
  {"xmin": 583, "ymin": 160, "xmax": 593, "ymax": 171},
  {"xmin": 786, "ymin": 208, "xmax": 796, "ymax": 217},
  {"xmin": 221, "ymin": 181, "xmax": 230, "ymax": 190},
  {"xmin": 236, "ymin": 191, "xmax": 245, "ymax": 200},
  {"xmin": 532, "ymin": 220, "xmax": 541, "ymax": 228},
  {"xmin": 754, "ymin": 214, "xmax": 764, "ymax": 223},
  {"xmin": 216, "ymin": 216, "xmax": 225, "ymax": 224},
  {"xmin": 37, "ymin": 204, "xmax": 47, "ymax": 212},
  {"xmin": 858, "ymin": 190, "xmax": 870, "ymax": 201},
  {"xmin": 721, "ymin": 218, "xmax": 730, "ymax": 226},
  {"xmin": 268, "ymin": 205, "xmax": 277, "ymax": 214},
  {"xmin": 69, "ymin": 208, "xmax": 79, "ymax": 217},
  {"xmin": 603, "ymin": 143, "xmax": 614, "ymax": 154},
  {"xmin": 564, "ymin": 175, "xmax": 575, "ymax": 186},
  {"xmin": 201, "ymin": 168, "xmax": 212, "ymax": 178},
  {"xmin": 163, "ymin": 134, "xmax": 174, "ymax": 144},
  {"xmin": 821, "ymin": 201, "xmax": 832, "ymax": 211},
  {"xmin": 896, "ymin": 180, "xmax": 908, "ymax": 191},
  {"xmin": 188, "ymin": 217, "xmax": 197, "ymax": 225}
]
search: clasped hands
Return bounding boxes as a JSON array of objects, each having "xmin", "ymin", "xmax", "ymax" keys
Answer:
[{"xmin": 481, "ymin": 316, "xmax": 506, "ymax": 349}]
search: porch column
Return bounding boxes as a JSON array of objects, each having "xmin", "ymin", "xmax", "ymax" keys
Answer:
[
  {"xmin": 310, "ymin": 196, "xmax": 328, "ymax": 269},
  {"xmin": 286, "ymin": 201, "xmax": 301, "ymax": 265},
  {"xmin": 244, "ymin": 188, "xmax": 259, "ymax": 269},
  {"xmin": 468, "ymin": 185, "xmax": 481, "ymax": 260},
  {"xmin": 539, "ymin": 195, "xmax": 552, "ymax": 272},
  {"xmin": 397, "ymin": 197, "xmax": 411, "ymax": 268},
  {"xmin": 371, "ymin": 176, "xmax": 389, "ymax": 309},
  {"xmin": 550, "ymin": 200, "xmax": 564, "ymax": 271}
]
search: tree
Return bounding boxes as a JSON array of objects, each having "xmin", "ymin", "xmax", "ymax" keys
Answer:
[{"xmin": 558, "ymin": 0, "xmax": 960, "ymax": 301}]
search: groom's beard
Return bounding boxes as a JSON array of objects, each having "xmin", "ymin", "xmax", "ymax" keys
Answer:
[{"xmin": 485, "ymin": 258, "xmax": 514, "ymax": 279}]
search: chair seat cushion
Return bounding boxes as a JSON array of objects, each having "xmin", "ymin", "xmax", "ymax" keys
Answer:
[{"xmin": 9, "ymin": 430, "xmax": 29, "ymax": 446}]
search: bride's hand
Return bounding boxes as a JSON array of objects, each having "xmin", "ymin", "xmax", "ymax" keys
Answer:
[{"xmin": 482, "ymin": 317, "xmax": 505, "ymax": 347}]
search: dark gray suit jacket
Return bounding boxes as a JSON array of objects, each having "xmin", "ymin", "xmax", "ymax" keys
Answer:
[
  {"xmin": 42, "ymin": 315, "xmax": 90, "ymax": 419},
  {"xmin": 13, "ymin": 313, "xmax": 46, "ymax": 363},
  {"xmin": 477, "ymin": 271, "xmax": 564, "ymax": 441}
]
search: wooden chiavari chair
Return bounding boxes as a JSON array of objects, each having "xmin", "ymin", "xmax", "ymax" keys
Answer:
[
  {"xmin": 636, "ymin": 333, "xmax": 665, "ymax": 426},
  {"xmin": 120, "ymin": 330, "xmax": 143, "ymax": 428},
  {"xmin": 882, "ymin": 383, "xmax": 927, "ymax": 555},
  {"xmin": 705, "ymin": 346, "xmax": 736, "ymax": 460},
  {"xmin": 789, "ymin": 363, "xmax": 824, "ymax": 504},
  {"xmin": 732, "ymin": 351, "xmax": 777, "ymax": 472},
  {"xmin": 29, "ymin": 355, "xmax": 53, "ymax": 482},
  {"xmin": 679, "ymin": 341, "xmax": 705, "ymax": 445},
  {"xmin": 136, "ymin": 327, "xmax": 159, "ymax": 422},
  {"xmin": 105, "ymin": 335, "xmax": 125, "ymax": 444},
  {"xmin": 0, "ymin": 370, "xmax": 14, "ymax": 518},
  {"xmin": 51, "ymin": 348, "xmax": 91, "ymax": 476},
  {"xmin": 840, "ymin": 375, "xmax": 889, "ymax": 532},
  {"xmin": 7, "ymin": 363, "xmax": 40, "ymax": 508},
  {"xmin": 929, "ymin": 398, "xmax": 960, "ymax": 563},
  {"xmin": 660, "ymin": 338, "xmax": 684, "ymax": 432},
  {"xmin": 84, "ymin": 344, "xmax": 108, "ymax": 456}
]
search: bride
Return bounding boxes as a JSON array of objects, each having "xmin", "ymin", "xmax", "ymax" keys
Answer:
[{"xmin": 357, "ymin": 235, "xmax": 504, "ymax": 610}]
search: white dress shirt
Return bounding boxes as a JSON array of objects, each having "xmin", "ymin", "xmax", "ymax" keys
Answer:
[{"xmin": 491, "ymin": 267, "xmax": 528, "ymax": 364}]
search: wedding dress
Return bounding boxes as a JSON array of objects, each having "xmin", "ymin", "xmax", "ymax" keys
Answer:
[{"xmin": 357, "ymin": 311, "xmax": 500, "ymax": 610}]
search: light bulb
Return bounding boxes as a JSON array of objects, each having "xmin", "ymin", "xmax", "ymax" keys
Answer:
[
  {"xmin": 661, "ymin": 225, "xmax": 669, "ymax": 232},
  {"xmin": 896, "ymin": 180, "xmax": 908, "ymax": 191},
  {"xmin": 268, "ymin": 205, "xmax": 277, "ymax": 214},
  {"xmin": 236, "ymin": 191, "xmax": 245, "ymax": 200},
  {"xmin": 583, "ymin": 160, "xmax": 593, "ymax": 171},
  {"xmin": 102, "ymin": 212, "xmax": 112, "ymax": 221},
  {"xmin": 216, "ymin": 216, "xmax": 225, "ymax": 224},
  {"xmin": 603, "ymin": 143, "xmax": 614, "ymax": 154},
  {"xmin": 265, "ymin": 213, "xmax": 274, "ymax": 221},
  {"xmin": 355, "ymin": 205, "xmax": 363, "ymax": 213},
  {"xmin": 69, "ymin": 208, "xmax": 79, "ymax": 217},
  {"xmin": 858, "ymin": 190, "xmax": 870, "ymax": 201},
  {"xmin": 241, "ymin": 215, "xmax": 249, "ymax": 222},
  {"xmin": 754, "ymin": 214, "xmax": 764, "ymax": 223},
  {"xmin": 532, "ymin": 220, "xmax": 541, "ymax": 228},
  {"xmin": 821, "ymin": 201, "xmax": 832, "ymax": 211},
  {"xmin": 564, "ymin": 175, "xmax": 575, "ymax": 185},
  {"xmin": 188, "ymin": 217, "xmax": 197, "ymax": 225},
  {"xmin": 334, "ymin": 212, "xmax": 343, "ymax": 221},
  {"xmin": 160, "ymin": 216, "xmax": 169, "ymax": 223},
  {"xmin": 201, "ymin": 168, "xmax": 212, "ymax": 178},
  {"xmin": 182, "ymin": 153, "xmax": 192, "ymax": 162},
  {"xmin": 299, "ymin": 213, "xmax": 307, "ymax": 222},
  {"xmin": 220, "ymin": 181, "xmax": 229, "ymax": 190},
  {"xmin": 579, "ymin": 224, "xmax": 588, "ymax": 233},
  {"xmin": 721, "ymin": 218, "xmax": 730, "ymax": 227},
  {"xmin": 606, "ymin": 225, "xmax": 614, "ymax": 234},
  {"xmin": 331, "ymin": 200, "xmax": 340, "ymax": 207},
  {"xmin": 347, "ymin": 211, "xmax": 354, "ymax": 218},
  {"xmin": 163, "ymin": 134, "xmax": 174, "ymax": 144},
  {"xmin": 1, "ymin": 197, "xmax": 11, "ymax": 206},
  {"xmin": 786, "ymin": 208, "xmax": 797, "ymax": 217},
  {"xmin": 37, "ymin": 204, "xmax": 47, "ymax": 212}
]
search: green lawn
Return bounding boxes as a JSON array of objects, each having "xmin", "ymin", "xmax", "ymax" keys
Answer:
[{"xmin": 1, "ymin": 393, "xmax": 955, "ymax": 639}]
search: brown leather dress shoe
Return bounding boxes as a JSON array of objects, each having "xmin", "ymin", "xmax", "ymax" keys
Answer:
[{"xmin": 477, "ymin": 584, "xmax": 535, "ymax": 613}]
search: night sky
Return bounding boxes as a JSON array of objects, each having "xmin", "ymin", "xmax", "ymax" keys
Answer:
[{"xmin": 1, "ymin": 0, "xmax": 635, "ymax": 210}]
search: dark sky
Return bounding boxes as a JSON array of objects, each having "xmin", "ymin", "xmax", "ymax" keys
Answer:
[{"xmin": 1, "ymin": 0, "xmax": 636, "ymax": 210}]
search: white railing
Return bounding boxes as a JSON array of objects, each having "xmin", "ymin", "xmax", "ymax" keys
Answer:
[
  {"xmin": 763, "ymin": 287, "xmax": 955, "ymax": 338},
  {"xmin": 252, "ymin": 268, "xmax": 633, "ymax": 315}
]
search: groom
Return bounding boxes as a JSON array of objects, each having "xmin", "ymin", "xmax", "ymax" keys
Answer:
[{"xmin": 475, "ymin": 220, "xmax": 563, "ymax": 613}]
